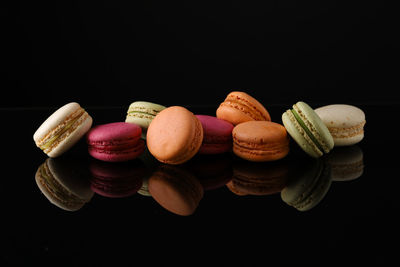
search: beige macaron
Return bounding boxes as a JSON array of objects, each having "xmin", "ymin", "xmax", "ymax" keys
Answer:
[
  {"xmin": 33, "ymin": 102, "xmax": 93, "ymax": 157},
  {"xmin": 315, "ymin": 104, "xmax": 365, "ymax": 146}
]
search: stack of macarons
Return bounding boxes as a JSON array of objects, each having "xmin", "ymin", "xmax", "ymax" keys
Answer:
[
  {"xmin": 33, "ymin": 96, "xmax": 366, "ymax": 164},
  {"xmin": 216, "ymin": 91, "xmax": 289, "ymax": 162}
]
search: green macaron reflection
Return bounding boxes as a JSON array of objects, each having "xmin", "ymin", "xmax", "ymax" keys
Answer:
[
  {"xmin": 281, "ymin": 158, "xmax": 332, "ymax": 212},
  {"xmin": 35, "ymin": 156, "xmax": 94, "ymax": 212}
]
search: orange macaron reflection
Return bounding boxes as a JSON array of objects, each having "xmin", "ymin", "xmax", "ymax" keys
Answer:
[
  {"xmin": 227, "ymin": 159, "xmax": 289, "ymax": 196},
  {"xmin": 148, "ymin": 164, "xmax": 204, "ymax": 216}
]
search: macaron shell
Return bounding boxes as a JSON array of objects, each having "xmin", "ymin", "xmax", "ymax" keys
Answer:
[
  {"xmin": 125, "ymin": 116, "xmax": 154, "ymax": 129},
  {"xmin": 88, "ymin": 139, "xmax": 145, "ymax": 162},
  {"xmin": 147, "ymin": 106, "xmax": 204, "ymax": 164},
  {"xmin": 127, "ymin": 101, "xmax": 166, "ymax": 116},
  {"xmin": 216, "ymin": 106, "xmax": 257, "ymax": 126},
  {"xmin": 282, "ymin": 110, "xmax": 322, "ymax": 158},
  {"xmin": 293, "ymin": 102, "xmax": 334, "ymax": 153},
  {"xmin": 314, "ymin": 104, "xmax": 365, "ymax": 128}
]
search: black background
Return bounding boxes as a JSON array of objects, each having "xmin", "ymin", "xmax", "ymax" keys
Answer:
[{"xmin": 2, "ymin": 1, "xmax": 397, "ymax": 108}]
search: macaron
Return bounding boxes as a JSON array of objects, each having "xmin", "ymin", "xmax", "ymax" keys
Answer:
[
  {"xmin": 148, "ymin": 164, "xmax": 204, "ymax": 216},
  {"xmin": 195, "ymin": 115, "xmax": 234, "ymax": 154},
  {"xmin": 324, "ymin": 146, "xmax": 364, "ymax": 182},
  {"xmin": 216, "ymin": 91, "xmax": 271, "ymax": 125},
  {"xmin": 89, "ymin": 159, "xmax": 145, "ymax": 198},
  {"xmin": 125, "ymin": 101, "xmax": 166, "ymax": 139},
  {"xmin": 229, "ymin": 160, "xmax": 289, "ymax": 196},
  {"xmin": 314, "ymin": 104, "xmax": 366, "ymax": 146},
  {"xmin": 232, "ymin": 121, "xmax": 289, "ymax": 162},
  {"xmin": 281, "ymin": 158, "xmax": 332, "ymax": 212},
  {"xmin": 282, "ymin": 101, "xmax": 334, "ymax": 158},
  {"xmin": 86, "ymin": 122, "xmax": 145, "ymax": 162},
  {"xmin": 35, "ymin": 157, "xmax": 94, "ymax": 211},
  {"xmin": 146, "ymin": 106, "xmax": 204, "ymax": 165},
  {"xmin": 33, "ymin": 102, "xmax": 93, "ymax": 157}
]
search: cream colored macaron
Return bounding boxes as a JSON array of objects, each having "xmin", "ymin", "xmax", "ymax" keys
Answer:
[
  {"xmin": 315, "ymin": 104, "xmax": 365, "ymax": 146},
  {"xmin": 34, "ymin": 102, "xmax": 93, "ymax": 157}
]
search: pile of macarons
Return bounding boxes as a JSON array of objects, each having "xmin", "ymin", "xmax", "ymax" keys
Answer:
[{"xmin": 33, "ymin": 92, "xmax": 366, "ymax": 163}]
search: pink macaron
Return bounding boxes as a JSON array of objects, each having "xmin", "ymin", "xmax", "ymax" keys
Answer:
[
  {"xmin": 86, "ymin": 122, "xmax": 145, "ymax": 162},
  {"xmin": 196, "ymin": 115, "xmax": 234, "ymax": 154}
]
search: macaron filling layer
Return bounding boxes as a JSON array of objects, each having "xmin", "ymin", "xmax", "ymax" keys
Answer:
[
  {"xmin": 291, "ymin": 109, "xmax": 324, "ymax": 153},
  {"xmin": 127, "ymin": 111, "xmax": 156, "ymax": 119}
]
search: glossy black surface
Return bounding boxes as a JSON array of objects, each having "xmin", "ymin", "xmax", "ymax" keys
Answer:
[{"xmin": 1, "ymin": 104, "xmax": 397, "ymax": 265}]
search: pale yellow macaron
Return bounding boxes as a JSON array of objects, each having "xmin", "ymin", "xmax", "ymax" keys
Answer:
[
  {"xmin": 315, "ymin": 104, "xmax": 366, "ymax": 146},
  {"xmin": 33, "ymin": 102, "xmax": 93, "ymax": 157}
]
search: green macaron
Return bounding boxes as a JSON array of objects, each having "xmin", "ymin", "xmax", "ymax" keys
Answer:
[
  {"xmin": 281, "ymin": 158, "xmax": 332, "ymax": 211},
  {"xmin": 282, "ymin": 101, "xmax": 334, "ymax": 158},
  {"xmin": 125, "ymin": 101, "xmax": 166, "ymax": 139}
]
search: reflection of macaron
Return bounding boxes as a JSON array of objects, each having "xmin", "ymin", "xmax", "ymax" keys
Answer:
[
  {"xmin": 232, "ymin": 121, "xmax": 289, "ymax": 162},
  {"xmin": 147, "ymin": 106, "xmax": 204, "ymax": 165},
  {"xmin": 34, "ymin": 102, "xmax": 93, "ymax": 157},
  {"xmin": 89, "ymin": 159, "xmax": 145, "ymax": 198},
  {"xmin": 137, "ymin": 147, "xmax": 161, "ymax": 197},
  {"xmin": 325, "ymin": 146, "xmax": 364, "ymax": 181},
  {"xmin": 86, "ymin": 122, "xmax": 145, "ymax": 162},
  {"xmin": 125, "ymin": 101, "xmax": 166, "ymax": 139},
  {"xmin": 195, "ymin": 115, "xmax": 234, "ymax": 154},
  {"xmin": 282, "ymin": 101, "xmax": 334, "ymax": 158},
  {"xmin": 315, "ymin": 104, "xmax": 366, "ymax": 146},
  {"xmin": 148, "ymin": 165, "xmax": 204, "ymax": 216},
  {"xmin": 281, "ymin": 158, "xmax": 332, "ymax": 211},
  {"xmin": 184, "ymin": 154, "xmax": 233, "ymax": 191},
  {"xmin": 137, "ymin": 177, "xmax": 151, "ymax": 196},
  {"xmin": 35, "ymin": 157, "xmax": 94, "ymax": 211},
  {"xmin": 229, "ymin": 159, "xmax": 289, "ymax": 196},
  {"xmin": 216, "ymin": 91, "xmax": 271, "ymax": 125}
]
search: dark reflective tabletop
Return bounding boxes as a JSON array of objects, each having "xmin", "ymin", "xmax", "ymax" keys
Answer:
[{"xmin": 1, "ymin": 104, "xmax": 397, "ymax": 265}]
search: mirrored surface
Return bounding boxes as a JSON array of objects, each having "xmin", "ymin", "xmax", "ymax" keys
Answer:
[{"xmin": 1, "ymin": 104, "xmax": 397, "ymax": 265}]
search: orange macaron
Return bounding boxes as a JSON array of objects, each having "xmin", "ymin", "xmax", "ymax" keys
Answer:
[
  {"xmin": 146, "ymin": 106, "xmax": 204, "ymax": 165},
  {"xmin": 216, "ymin": 91, "xmax": 271, "ymax": 125},
  {"xmin": 232, "ymin": 121, "xmax": 289, "ymax": 162}
]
